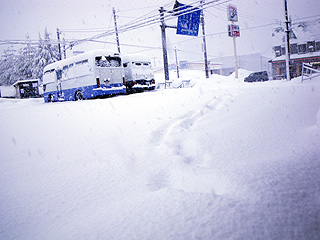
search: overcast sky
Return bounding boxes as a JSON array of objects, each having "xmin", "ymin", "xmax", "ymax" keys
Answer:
[{"xmin": 0, "ymin": 0, "xmax": 319, "ymax": 65}]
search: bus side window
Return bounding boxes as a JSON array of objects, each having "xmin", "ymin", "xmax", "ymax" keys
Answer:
[{"xmin": 95, "ymin": 57, "xmax": 102, "ymax": 66}]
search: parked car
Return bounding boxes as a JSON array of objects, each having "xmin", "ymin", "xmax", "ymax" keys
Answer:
[{"xmin": 244, "ymin": 71, "xmax": 269, "ymax": 82}]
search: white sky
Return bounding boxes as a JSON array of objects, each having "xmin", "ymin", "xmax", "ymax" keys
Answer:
[{"xmin": 0, "ymin": 0, "xmax": 319, "ymax": 64}]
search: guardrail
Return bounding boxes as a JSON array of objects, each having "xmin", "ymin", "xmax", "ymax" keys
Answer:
[
  {"xmin": 301, "ymin": 62, "xmax": 320, "ymax": 82},
  {"xmin": 177, "ymin": 80, "xmax": 191, "ymax": 88},
  {"xmin": 157, "ymin": 79, "xmax": 192, "ymax": 89},
  {"xmin": 157, "ymin": 81, "xmax": 172, "ymax": 89}
]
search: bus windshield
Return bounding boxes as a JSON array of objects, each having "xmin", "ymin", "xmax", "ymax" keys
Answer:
[{"xmin": 95, "ymin": 56, "xmax": 121, "ymax": 67}]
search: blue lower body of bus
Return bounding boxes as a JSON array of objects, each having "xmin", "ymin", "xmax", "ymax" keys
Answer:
[{"xmin": 43, "ymin": 84, "xmax": 126, "ymax": 102}]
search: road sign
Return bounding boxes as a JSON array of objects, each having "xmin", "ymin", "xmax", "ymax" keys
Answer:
[
  {"xmin": 227, "ymin": 4, "xmax": 238, "ymax": 22},
  {"xmin": 176, "ymin": 3, "xmax": 201, "ymax": 36},
  {"xmin": 228, "ymin": 24, "xmax": 240, "ymax": 37}
]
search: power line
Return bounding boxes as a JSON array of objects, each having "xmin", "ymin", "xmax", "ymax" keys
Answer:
[
  {"xmin": 292, "ymin": 14, "xmax": 320, "ymax": 22},
  {"xmin": 167, "ymin": 21, "xmax": 279, "ymax": 47},
  {"xmin": 64, "ymin": 0, "xmax": 229, "ymax": 49},
  {"xmin": 3, "ymin": 1, "xmax": 318, "ymax": 53},
  {"xmin": 0, "ymin": 19, "xmax": 281, "ymax": 48}
]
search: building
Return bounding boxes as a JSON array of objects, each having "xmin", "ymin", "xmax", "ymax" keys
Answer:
[
  {"xmin": 180, "ymin": 61, "xmax": 223, "ymax": 74},
  {"xmin": 270, "ymin": 19, "xmax": 320, "ymax": 79},
  {"xmin": 13, "ymin": 79, "xmax": 41, "ymax": 98},
  {"xmin": 154, "ymin": 61, "xmax": 223, "ymax": 75},
  {"xmin": 211, "ymin": 53, "xmax": 270, "ymax": 76}
]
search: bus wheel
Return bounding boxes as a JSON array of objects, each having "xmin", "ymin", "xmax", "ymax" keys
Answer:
[
  {"xmin": 48, "ymin": 94, "xmax": 54, "ymax": 102},
  {"xmin": 75, "ymin": 91, "xmax": 84, "ymax": 101}
]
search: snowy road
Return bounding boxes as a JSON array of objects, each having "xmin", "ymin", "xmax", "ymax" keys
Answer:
[{"xmin": 0, "ymin": 74, "xmax": 320, "ymax": 239}]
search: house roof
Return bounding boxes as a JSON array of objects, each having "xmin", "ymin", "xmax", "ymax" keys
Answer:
[
  {"xmin": 271, "ymin": 51, "xmax": 320, "ymax": 62},
  {"xmin": 13, "ymin": 79, "xmax": 40, "ymax": 87}
]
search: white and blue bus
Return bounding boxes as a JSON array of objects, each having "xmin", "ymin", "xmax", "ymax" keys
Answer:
[{"xmin": 43, "ymin": 49, "xmax": 126, "ymax": 102}]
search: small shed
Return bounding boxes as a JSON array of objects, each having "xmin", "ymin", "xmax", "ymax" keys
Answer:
[{"xmin": 13, "ymin": 79, "xmax": 41, "ymax": 99}]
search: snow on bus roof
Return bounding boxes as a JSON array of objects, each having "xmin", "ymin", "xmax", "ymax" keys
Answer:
[
  {"xmin": 43, "ymin": 49, "xmax": 119, "ymax": 71},
  {"xmin": 122, "ymin": 53, "xmax": 151, "ymax": 63}
]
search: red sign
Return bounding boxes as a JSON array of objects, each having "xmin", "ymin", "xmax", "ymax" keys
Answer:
[{"xmin": 228, "ymin": 24, "xmax": 240, "ymax": 37}]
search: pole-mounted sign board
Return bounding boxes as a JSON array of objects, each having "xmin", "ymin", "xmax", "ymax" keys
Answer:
[
  {"xmin": 227, "ymin": 4, "xmax": 238, "ymax": 22},
  {"xmin": 228, "ymin": 24, "xmax": 240, "ymax": 37},
  {"xmin": 174, "ymin": 1, "xmax": 201, "ymax": 37}
]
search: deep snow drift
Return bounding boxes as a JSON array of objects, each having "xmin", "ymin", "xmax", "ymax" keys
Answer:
[{"xmin": 1, "ymin": 71, "xmax": 320, "ymax": 239}]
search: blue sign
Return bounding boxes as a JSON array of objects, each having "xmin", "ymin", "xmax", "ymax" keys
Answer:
[{"xmin": 176, "ymin": 3, "xmax": 201, "ymax": 37}]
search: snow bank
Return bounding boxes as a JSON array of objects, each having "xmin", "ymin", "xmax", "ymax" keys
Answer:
[
  {"xmin": 1, "ymin": 70, "xmax": 320, "ymax": 239},
  {"xmin": 317, "ymin": 108, "xmax": 320, "ymax": 129},
  {"xmin": 155, "ymin": 69, "xmax": 204, "ymax": 88},
  {"xmin": 155, "ymin": 68, "xmax": 252, "ymax": 89},
  {"xmin": 226, "ymin": 68, "xmax": 253, "ymax": 82}
]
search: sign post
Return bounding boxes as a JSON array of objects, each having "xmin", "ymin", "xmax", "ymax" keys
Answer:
[
  {"xmin": 159, "ymin": 1, "xmax": 209, "ymax": 84},
  {"xmin": 227, "ymin": 4, "xmax": 239, "ymax": 79},
  {"xmin": 174, "ymin": 0, "xmax": 208, "ymax": 78}
]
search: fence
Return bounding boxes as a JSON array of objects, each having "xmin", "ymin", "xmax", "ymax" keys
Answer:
[
  {"xmin": 156, "ymin": 79, "xmax": 191, "ymax": 89},
  {"xmin": 301, "ymin": 63, "xmax": 320, "ymax": 82}
]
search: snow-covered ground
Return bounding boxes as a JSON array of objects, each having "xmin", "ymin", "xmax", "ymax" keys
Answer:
[{"xmin": 1, "ymin": 70, "xmax": 320, "ymax": 239}]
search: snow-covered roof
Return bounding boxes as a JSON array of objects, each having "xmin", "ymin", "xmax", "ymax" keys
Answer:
[
  {"xmin": 43, "ymin": 49, "xmax": 119, "ymax": 71},
  {"xmin": 271, "ymin": 51, "xmax": 320, "ymax": 62},
  {"xmin": 272, "ymin": 18, "xmax": 320, "ymax": 46},
  {"xmin": 13, "ymin": 79, "xmax": 40, "ymax": 87}
]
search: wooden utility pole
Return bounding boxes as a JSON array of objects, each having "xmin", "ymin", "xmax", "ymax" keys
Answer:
[
  {"xmin": 56, "ymin": 28, "xmax": 62, "ymax": 60},
  {"xmin": 62, "ymin": 38, "xmax": 67, "ymax": 59},
  {"xmin": 160, "ymin": 7, "xmax": 170, "ymax": 88},
  {"xmin": 113, "ymin": 7, "xmax": 121, "ymax": 54},
  {"xmin": 200, "ymin": 0, "xmax": 209, "ymax": 78},
  {"xmin": 284, "ymin": 0, "xmax": 291, "ymax": 81},
  {"xmin": 175, "ymin": 47, "xmax": 180, "ymax": 78}
]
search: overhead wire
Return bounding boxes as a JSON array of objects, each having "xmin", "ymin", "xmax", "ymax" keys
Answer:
[
  {"xmin": 69, "ymin": 0, "xmax": 228, "ymax": 46},
  {"xmin": 0, "ymin": 0, "xmax": 273, "ymax": 55},
  {"xmin": 214, "ymin": 3, "xmax": 279, "ymax": 23},
  {"xmin": 4, "ymin": 0, "xmax": 316, "ymax": 54}
]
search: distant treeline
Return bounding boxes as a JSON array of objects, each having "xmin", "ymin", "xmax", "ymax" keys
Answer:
[{"xmin": 0, "ymin": 28, "xmax": 60, "ymax": 86}]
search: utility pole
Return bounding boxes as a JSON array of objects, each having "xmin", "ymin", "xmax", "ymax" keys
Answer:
[
  {"xmin": 200, "ymin": 0, "xmax": 209, "ymax": 79},
  {"xmin": 175, "ymin": 47, "xmax": 180, "ymax": 78},
  {"xmin": 159, "ymin": 7, "xmax": 170, "ymax": 88},
  {"xmin": 56, "ymin": 28, "xmax": 62, "ymax": 60},
  {"xmin": 113, "ymin": 7, "xmax": 121, "ymax": 54},
  {"xmin": 284, "ymin": 0, "xmax": 291, "ymax": 81},
  {"xmin": 62, "ymin": 38, "xmax": 67, "ymax": 59}
]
